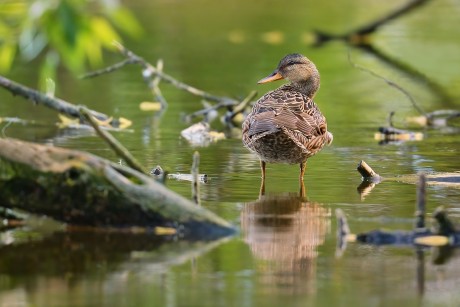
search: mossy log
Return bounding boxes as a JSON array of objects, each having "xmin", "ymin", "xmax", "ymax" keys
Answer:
[{"xmin": 0, "ymin": 138, "xmax": 235, "ymax": 239}]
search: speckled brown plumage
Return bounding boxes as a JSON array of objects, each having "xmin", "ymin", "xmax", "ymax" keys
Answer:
[{"xmin": 242, "ymin": 53, "xmax": 333, "ymax": 184}]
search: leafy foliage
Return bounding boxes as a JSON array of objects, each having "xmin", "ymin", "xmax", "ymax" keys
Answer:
[{"xmin": 0, "ymin": 0, "xmax": 143, "ymax": 87}]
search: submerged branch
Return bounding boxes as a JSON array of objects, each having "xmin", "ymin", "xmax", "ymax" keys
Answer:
[
  {"xmin": 79, "ymin": 107, "xmax": 145, "ymax": 174},
  {"xmin": 191, "ymin": 151, "xmax": 201, "ymax": 205},
  {"xmin": 347, "ymin": 51, "xmax": 426, "ymax": 115},
  {"xmin": 415, "ymin": 173, "xmax": 426, "ymax": 230},
  {"xmin": 313, "ymin": 0, "xmax": 431, "ymax": 44}
]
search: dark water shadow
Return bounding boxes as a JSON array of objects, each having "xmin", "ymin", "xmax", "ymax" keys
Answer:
[
  {"xmin": 240, "ymin": 192, "xmax": 331, "ymax": 294},
  {"xmin": 0, "ymin": 230, "xmax": 228, "ymax": 278}
]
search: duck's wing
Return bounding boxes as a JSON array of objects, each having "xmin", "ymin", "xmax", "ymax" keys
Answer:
[{"xmin": 244, "ymin": 89, "xmax": 328, "ymax": 142}]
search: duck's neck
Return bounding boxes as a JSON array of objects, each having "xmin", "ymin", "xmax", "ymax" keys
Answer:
[
  {"xmin": 291, "ymin": 74, "xmax": 320, "ymax": 99},
  {"xmin": 286, "ymin": 69, "xmax": 320, "ymax": 99}
]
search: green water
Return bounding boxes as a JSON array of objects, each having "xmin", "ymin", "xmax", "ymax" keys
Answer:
[{"xmin": 1, "ymin": 0, "xmax": 460, "ymax": 306}]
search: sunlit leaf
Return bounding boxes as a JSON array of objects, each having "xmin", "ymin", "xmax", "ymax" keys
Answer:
[
  {"xmin": 0, "ymin": 43, "xmax": 16, "ymax": 72},
  {"xmin": 414, "ymin": 235, "xmax": 449, "ymax": 246},
  {"xmin": 117, "ymin": 117, "xmax": 132, "ymax": 129},
  {"xmin": 80, "ymin": 31, "xmax": 103, "ymax": 67},
  {"xmin": 91, "ymin": 16, "xmax": 121, "ymax": 49},
  {"xmin": 0, "ymin": 2, "xmax": 27, "ymax": 17},
  {"xmin": 58, "ymin": 113, "xmax": 80, "ymax": 128},
  {"xmin": 154, "ymin": 226, "xmax": 177, "ymax": 235},
  {"xmin": 139, "ymin": 101, "xmax": 162, "ymax": 111},
  {"xmin": 38, "ymin": 51, "xmax": 58, "ymax": 91},
  {"xmin": 45, "ymin": 78, "xmax": 55, "ymax": 97},
  {"xmin": 108, "ymin": 8, "xmax": 143, "ymax": 39}
]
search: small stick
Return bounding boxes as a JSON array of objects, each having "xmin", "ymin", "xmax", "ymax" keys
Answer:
[
  {"xmin": 225, "ymin": 90, "xmax": 257, "ymax": 122},
  {"xmin": 347, "ymin": 50, "xmax": 426, "ymax": 116},
  {"xmin": 185, "ymin": 100, "xmax": 236, "ymax": 121},
  {"xmin": 357, "ymin": 160, "xmax": 381, "ymax": 183},
  {"xmin": 80, "ymin": 58, "xmax": 137, "ymax": 79},
  {"xmin": 146, "ymin": 59, "xmax": 168, "ymax": 107},
  {"xmin": 114, "ymin": 43, "xmax": 237, "ymax": 105},
  {"xmin": 79, "ymin": 107, "xmax": 145, "ymax": 174},
  {"xmin": 414, "ymin": 173, "xmax": 426, "ymax": 229},
  {"xmin": 191, "ymin": 151, "xmax": 201, "ymax": 205}
]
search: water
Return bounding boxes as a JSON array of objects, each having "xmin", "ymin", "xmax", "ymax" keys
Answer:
[{"xmin": 1, "ymin": 0, "xmax": 460, "ymax": 306}]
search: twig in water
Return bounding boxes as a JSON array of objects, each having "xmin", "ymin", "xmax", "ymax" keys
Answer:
[
  {"xmin": 79, "ymin": 107, "xmax": 145, "ymax": 174},
  {"xmin": 80, "ymin": 59, "xmax": 138, "ymax": 79},
  {"xmin": 140, "ymin": 58, "xmax": 168, "ymax": 108},
  {"xmin": 191, "ymin": 151, "xmax": 201, "ymax": 205},
  {"xmin": 415, "ymin": 173, "xmax": 426, "ymax": 230},
  {"xmin": 347, "ymin": 49, "xmax": 426, "ymax": 116},
  {"xmin": 357, "ymin": 160, "xmax": 382, "ymax": 183}
]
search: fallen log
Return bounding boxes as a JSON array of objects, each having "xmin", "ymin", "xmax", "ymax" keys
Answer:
[{"xmin": 0, "ymin": 138, "xmax": 235, "ymax": 239}]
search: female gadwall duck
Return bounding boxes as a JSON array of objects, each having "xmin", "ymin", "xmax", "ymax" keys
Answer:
[{"xmin": 242, "ymin": 53, "xmax": 333, "ymax": 186}]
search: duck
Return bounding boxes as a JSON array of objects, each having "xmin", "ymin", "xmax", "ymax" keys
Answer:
[{"xmin": 242, "ymin": 53, "xmax": 333, "ymax": 190}]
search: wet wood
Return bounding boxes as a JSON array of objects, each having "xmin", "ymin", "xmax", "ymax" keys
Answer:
[
  {"xmin": 0, "ymin": 138, "xmax": 234, "ymax": 238},
  {"xmin": 432, "ymin": 207, "xmax": 457, "ymax": 236},
  {"xmin": 398, "ymin": 172, "xmax": 460, "ymax": 188},
  {"xmin": 357, "ymin": 160, "xmax": 381, "ymax": 183},
  {"xmin": 406, "ymin": 109, "xmax": 460, "ymax": 127},
  {"xmin": 375, "ymin": 126, "xmax": 424, "ymax": 142},
  {"xmin": 150, "ymin": 165, "xmax": 208, "ymax": 183},
  {"xmin": 191, "ymin": 151, "xmax": 201, "ymax": 205},
  {"xmin": 414, "ymin": 174, "xmax": 426, "ymax": 229},
  {"xmin": 80, "ymin": 107, "xmax": 145, "ymax": 174},
  {"xmin": 356, "ymin": 161, "xmax": 460, "ymax": 188}
]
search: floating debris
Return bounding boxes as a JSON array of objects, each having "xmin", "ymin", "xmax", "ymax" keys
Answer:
[
  {"xmin": 338, "ymin": 174, "xmax": 460, "ymax": 251},
  {"xmin": 139, "ymin": 101, "xmax": 162, "ymax": 112},
  {"xmin": 180, "ymin": 122, "xmax": 225, "ymax": 146},
  {"xmin": 150, "ymin": 165, "xmax": 208, "ymax": 183},
  {"xmin": 406, "ymin": 109, "xmax": 460, "ymax": 127},
  {"xmin": 57, "ymin": 113, "xmax": 132, "ymax": 130},
  {"xmin": 374, "ymin": 126, "xmax": 423, "ymax": 142}
]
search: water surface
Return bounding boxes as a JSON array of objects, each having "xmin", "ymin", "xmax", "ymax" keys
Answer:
[{"xmin": 1, "ymin": 0, "xmax": 460, "ymax": 306}]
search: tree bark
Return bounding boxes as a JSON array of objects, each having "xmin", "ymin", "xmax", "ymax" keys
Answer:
[{"xmin": 0, "ymin": 138, "xmax": 234, "ymax": 239}]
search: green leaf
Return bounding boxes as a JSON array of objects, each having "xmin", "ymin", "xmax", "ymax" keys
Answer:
[
  {"xmin": 108, "ymin": 8, "xmax": 144, "ymax": 39},
  {"xmin": 38, "ymin": 51, "xmax": 59, "ymax": 92},
  {"xmin": 90, "ymin": 16, "xmax": 121, "ymax": 49},
  {"xmin": 0, "ymin": 43, "xmax": 16, "ymax": 72}
]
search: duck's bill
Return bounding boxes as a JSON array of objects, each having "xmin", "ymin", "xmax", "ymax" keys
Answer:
[{"xmin": 257, "ymin": 71, "xmax": 284, "ymax": 84}]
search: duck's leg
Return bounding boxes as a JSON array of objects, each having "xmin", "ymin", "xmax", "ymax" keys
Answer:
[
  {"xmin": 299, "ymin": 161, "xmax": 307, "ymax": 180},
  {"xmin": 260, "ymin": 160, "xmax": 266, "ymax": 180},
  {"xmin": 299, "ymin": 161, "xmax": 306, "ymax": 197},
  {"xmin": 259, "ymin": 160, "xmax": 266, "ymax": 196}
]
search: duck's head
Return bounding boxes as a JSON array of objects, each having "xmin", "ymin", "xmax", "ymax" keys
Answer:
[{"xmin": 258, "ymin": 53, "xmax": 320, "ymax": 98}]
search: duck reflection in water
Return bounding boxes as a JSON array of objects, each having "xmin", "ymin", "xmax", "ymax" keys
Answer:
[{"xmin": 241, "ymin": 192, "xmax": 331, "ymax": 294}]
